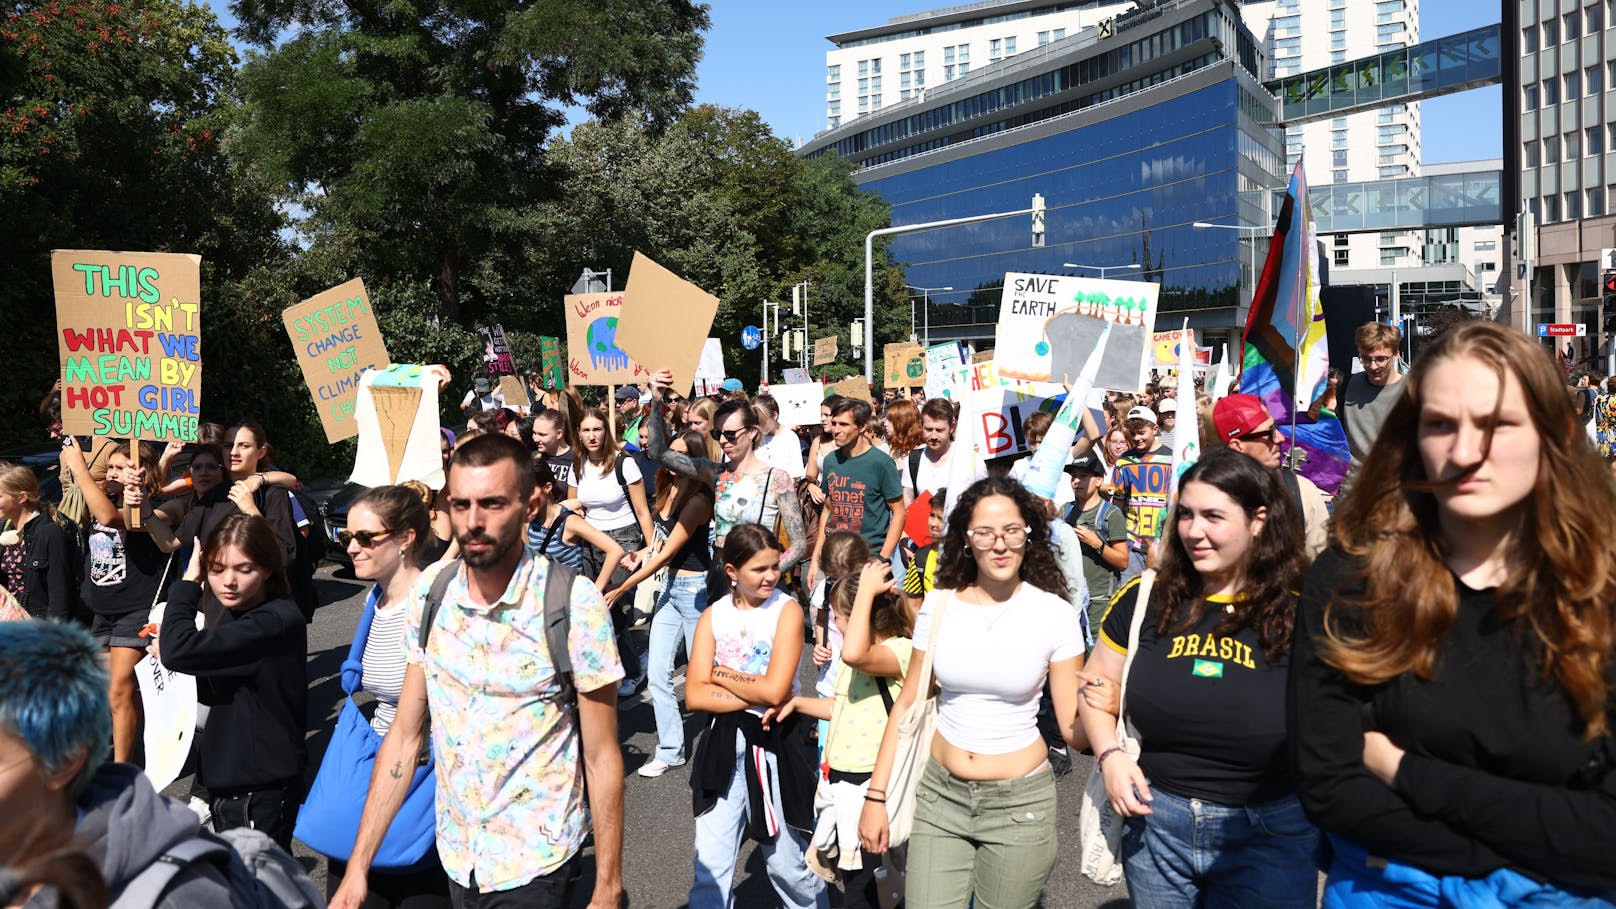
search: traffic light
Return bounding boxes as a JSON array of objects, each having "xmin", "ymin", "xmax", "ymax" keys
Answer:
[
  {"xmin": 1604, "ymin": 272, "xmax": 1616, "ymax": 333},
  {"xmin": 792, "ymin": 285, "xmax": 802, "ymax": 316},
  {"xmin": 1031, "ymin": 193, "xmax": 1046, "ymax": 248}
]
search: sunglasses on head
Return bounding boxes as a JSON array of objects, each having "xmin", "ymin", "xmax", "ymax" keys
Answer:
[
  {"xmin": 338, "ymin": 528, "xmax": 395, "ymax": 548},
  {"xmin": 711, "ymin": 428, "xmax": 752, "ymax": 443}
]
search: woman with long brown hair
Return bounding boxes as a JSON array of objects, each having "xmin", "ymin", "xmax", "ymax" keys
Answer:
[
  {"xmin": 0, "ymin": 461, "xmax": 75, "ymax": 621},
  {"xmin": 1080, "ymin": 448, "xmax": 1316, "ymax": 907},
  {"xmin": 604, "ymin": 429, "xmax": 716, "ymax": 778},
  {"xmin": 1292, "ymin": 321, "xmax": 1616, "ymax": 904}
]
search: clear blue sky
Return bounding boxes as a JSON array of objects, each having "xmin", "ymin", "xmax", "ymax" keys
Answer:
[{"xmin": 204, "ymin": 0, "xmax": 1503, "ymax": 164}]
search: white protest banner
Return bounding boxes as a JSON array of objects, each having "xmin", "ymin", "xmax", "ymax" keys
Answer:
[
  {"xmin": 1151, "ymin": 328, "xmax": 1195, "ymax": 368},
  {"xmin": 924, "ymin": 342, "xmax": 965, "ymax": 402},
  {"xmin": 773, "ymin": 382, "xmax": 825, "ymax": 426},
  {"xmin": 695, "ymin": 338, "xmax": 725, "ymax": 381},
  {"xmin": 349, "ymin": 365, "xmax": 446, "ymax": 490},
  {"xmin": 136, "ymin": 654, "xmax": 196, "ymax": 791},
  {"xmin": 782, "ymin": 367, "xmax": 811, "ymax": 385},
  {"xmin": 993, "ymin": 272, "xmax": 1158, "ymax": 391}
]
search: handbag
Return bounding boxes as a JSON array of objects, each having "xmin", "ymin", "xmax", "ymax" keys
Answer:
[
  {"xmin": 633, "ymin": 520, "xmax": 668, "ymax": 621},
  {"xmin": 1078, "ymin": 569, "xmax": 1155, "ymax": 886},
  {"xmin": 293, "ymin": 588, "xmax": 437, "ymax": 868},
  {"xmin": 884, "ymin": 589, "xmax": 949, "ymax": 848}
]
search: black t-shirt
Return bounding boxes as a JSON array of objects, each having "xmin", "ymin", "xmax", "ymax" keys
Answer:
[
  {"xmin": 546, "ymin": 452, "xmax": 575, "ymax": 492},
  {"xmin": 1100, "ymin": 577, "xmax": 1295, "ymax": 805},
  {"xmin": 82, "ymin": 520, "xmax": 171, "ymax": 617}
]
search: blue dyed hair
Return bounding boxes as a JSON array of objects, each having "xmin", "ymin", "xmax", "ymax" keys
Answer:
[{"xmin": 0, "ymin": 622, "xmax": 110, "ymax": 796}]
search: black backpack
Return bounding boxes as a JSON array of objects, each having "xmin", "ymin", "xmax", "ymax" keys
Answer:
[{"xmin": 419, "ymin": 557, "xmax": 579, "ymax": 703}]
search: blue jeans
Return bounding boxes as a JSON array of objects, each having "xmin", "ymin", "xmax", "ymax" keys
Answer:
[
  {"xmin": 690, "ymin": 730, "xmax": 827, "ymax": 909},
  {"xmin": 1122, "ymin": 787, "xmax": 1319, "ymax": 909},
  {"xmin": 648, "ymin": 574, "xmax": 707, "ymax": 764},
  {"xmin": 1322, "ymin": 835, "xmax": 1616, "ymax": 909}
]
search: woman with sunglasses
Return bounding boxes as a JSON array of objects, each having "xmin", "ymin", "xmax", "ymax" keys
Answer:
[
  {"xmin": 604, "ymin": 430, "xmax": 717, "ymax": 777},
  {"xmin": 858, "ymin": 476, "xmax": 1087, "ymax": 909},
  {"xmin": 318, "ymin": 486, "xmax": 451, "ymax": 906},
  {"xmin": 647, "ymin": 369, "xmax": 810, "ymax": 594}
]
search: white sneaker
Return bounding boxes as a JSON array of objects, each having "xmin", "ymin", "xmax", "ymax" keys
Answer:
[
  {"xmin": 637, "ymin": 758, "xmax": 685, "ymax": 778},
  {"xmin": 187, "ymin": 796, "xmax": 212, "ymax": 825}
]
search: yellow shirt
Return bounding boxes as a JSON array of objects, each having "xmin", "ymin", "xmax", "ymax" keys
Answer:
[{"xmin": 824, "ymin": 637, "xmax": 914, "ymax": 773}]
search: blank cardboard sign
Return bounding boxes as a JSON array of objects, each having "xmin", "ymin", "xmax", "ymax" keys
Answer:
[{"xmin": 617, "ymin": 252, "xmax": 720, "ymax": 397}]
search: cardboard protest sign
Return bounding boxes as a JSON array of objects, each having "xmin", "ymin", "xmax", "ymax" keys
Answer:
[
  {"xmin": 479, "ymin": 324, "xmax": 517, "ymax": 376},
  {"xmin": 782, "ymin": 367, "xmax": 811, "ymax": 385},
  {"xmin": 498, "ymin": 375, "xmax": 530, "ymax": 410},
  {"xmin": 349, "ymin": 365, "xmax": 447, "ymax": 490},
  {"xmin": 970, "ymin": 349, "xmax": 993, "ymax": 364},
  {"xmin": 616, "ymin": 251, "xmax": 720, "ymax": 396},
  {"xmin": 813, "ymin": 335, "xmax": 839, "ymax": 366},
  {"xmin": 565, "ymin": 291, "xmax": 650, "ymax": 385},
  {"xmin": 54, "ymin": 250, "xmax": 202, "ymax": 441},
  {"xmin": 994, "ymin": 272, "xmax": 1159, "ymax": 391},
  {"xmin": 773, "ymin": 382, "xmax": 826, "ymax": 426},
  {"xmin": 957, "ymin": 360, "xmax": 1065, "ymax": 460},
  {"xmin": 1151, "ymin": 328, "xmax": 1195, "ymax": 368},
  {"xmin": 695, "ymin": 338, "xmax": 725, "ymax": 382},
  {"xmin": 883, "ymin": 342, "xmax": 926, "ymax": 388},
  {"xmin": 538, "ymin": 335, "xmax": 565, "ymax": 389},
  {"xmin": 282, "ymin": 278, "xmax": 391, "ymax": 443},
  {"xmin": 924, "ymin": 342, "xmax": 965, "ymax": 401},
  {"xmin": 827, "ymin": 376, "xmax": 870, "ymax": 402}
]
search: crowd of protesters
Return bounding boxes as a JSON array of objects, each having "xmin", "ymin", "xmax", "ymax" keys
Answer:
[{"xmin": 2, "ymin": 318, "xmax": 1615, "ymax": 909}]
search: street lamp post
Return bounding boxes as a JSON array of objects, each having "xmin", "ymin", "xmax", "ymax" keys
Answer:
[
  {"xmin": 904, "ymin": 284, "xmax": 953, "ymax": 347},
  {"xmin": 866, "ymin": 196, "xmax": 1044, "ymax": 381},
  {"xmin": 1062, "ymin": 262, "xmax": 1141, "ymax": 280}
]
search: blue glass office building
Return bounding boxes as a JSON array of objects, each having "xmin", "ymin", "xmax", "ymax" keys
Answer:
[{"xmin": 800, "ymin": 0, "xmax": 1285, "ymax": 344}]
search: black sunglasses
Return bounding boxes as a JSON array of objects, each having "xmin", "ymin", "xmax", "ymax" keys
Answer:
[{"xmin": 710, "ymin": 428, "xmax": 753, "ymax": 443}]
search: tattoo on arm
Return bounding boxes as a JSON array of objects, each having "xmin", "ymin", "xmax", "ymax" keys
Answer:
[
  {"xmin": 777, "ymin": 486, "xmax": 808, "ymax": 572},
  {"xmin": 647, "ymin": 403, "xmax": 716, "ymax": 483},
  {"xmin": 389, "ymin": 760, "xmax": 404, "ymax": 780},
  {"xmin": 712, "ymin": 666, "xmax": 763, "ymax": 686}
]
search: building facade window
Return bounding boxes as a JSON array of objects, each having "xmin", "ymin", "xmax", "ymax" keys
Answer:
[
  {"xmin": 1333, "ymin": 150, "xmax": 1348, "ymax": 166},
  {"xmin": 1588, "ymin": 125, "xmax": 1604, "ymax": 155},
  {"xmin": 1545, "ymin": 137, "xmax": 1560, "ymax": 163},
  {"xmin": 1590, "ymin": 4, "xmax": 1604, "ymax": 33},
  {"xmin": 1334, "ymin": 170, "xmax": 1349, "ymax": 183},
  {"xmin": 1526, "ymin": 84, "xmax": 1540, "ymax": 110},
  {"xmin": 1334, "ymin": 248, "xmax": 1350, "ymax": 266},
  {"xmin": 1524, "ymin": 25, "xmax": 1539, "ymax": 52},
  {"xmin": 1589, "ymin": 188, "xmax": 1606, "ymax": 217},
  {"xmin": 1544, "ymin": 17, "xmax": 1559, "ymax": 44},
  {"xmin": 1565, "ymin": 11, "xmax": 1580, "ymax": 41},
  {"xmin": 1567, "ymin": 191, "xmax": 1583, "ymax": 220},
  {"xmin": 1566, "ymin": 71, "xmax": 1580, "ymax": 99},
  {"xmin": 1545, "ymin": 78, "xmax": 1560, "ymax": 104},
  {"xmin": 1546, "ymin": 194, "xmax": 1561, "ymax": 222},
  {"xmin": 1474, "ymin": 240, "xmax": 1496, "ymax": 251},
  {"xmin": 1566, "ymin": 129, "xmax": 1581, "ymax": 158},
  {"xmin": 1588, "ymin": 65, "xmax": 1604, "ymax": 95}
]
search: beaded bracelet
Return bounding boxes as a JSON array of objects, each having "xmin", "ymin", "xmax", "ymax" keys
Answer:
[{"xmin": 1096, "ymin": 745, "xmax": 1130, "ymax": 769}]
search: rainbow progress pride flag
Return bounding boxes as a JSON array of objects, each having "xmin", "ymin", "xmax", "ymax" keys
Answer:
[{"xmin": 1240, "ymin": 161, "xmax": 1349, "ymax": 495}]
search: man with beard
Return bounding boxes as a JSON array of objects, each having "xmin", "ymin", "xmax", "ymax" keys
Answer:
[{"xmin": 331, "ymin": 434, "xmax": 627, "ymax": 909}]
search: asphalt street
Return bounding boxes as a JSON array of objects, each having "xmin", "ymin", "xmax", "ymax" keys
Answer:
[{"xmin": 169, "ymin": 563, "xmax": 1131, "ymax": 908}]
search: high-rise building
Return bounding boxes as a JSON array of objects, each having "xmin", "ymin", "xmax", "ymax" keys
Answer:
[
  {"xmin": 1519, "ymin": 0, "xmax": 1616, "ymax": 366},
  {"xmin": 801, "ymin": 0, "xmax": 1284, "ymax": 350},
  {"xmin": 822, "ymin": 1, "xmax": 1135, "ymax": 130},
  {"xmin": 1238, "ymin": 0, "xmax": 1424, "ymax": 273}
]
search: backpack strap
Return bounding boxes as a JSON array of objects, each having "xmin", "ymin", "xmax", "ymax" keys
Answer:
[
  {"xmin": 613, "ymin": 452, "xmax": 630, "ymax": 498},
  {"xmin": 908, "ymin": 449, "xmax": 923, "ymax": 491},
  {"xmin": 544, "ymin": 560, "xmax": 579, "ymax": 704},
  {"xmin": 876, "ymin": 673, "xmax": 896, "ymax": 715},
  {"xmin": 418, "ymin": 559, "xmax": 462, "ymax": 651},
  {"xmin": 538, "ymin": 506, "xmax": 572, "ymax": 555},
  {"xmin": 111, "ymin": 836, "xmax": 231, "ymax": 909}
]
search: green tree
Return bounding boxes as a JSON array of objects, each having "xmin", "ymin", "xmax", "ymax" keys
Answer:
[
  {"xmin": 0, "ymin": 0, "xmax": 283, "ymax": 445},
  {"xmin": 229, "ymin": 0, "xmax": 710, "ymax": 324}
]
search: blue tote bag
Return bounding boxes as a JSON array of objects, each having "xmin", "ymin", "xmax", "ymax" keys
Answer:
[{"xmin": 294, "ymin": 589, "xmax": 437, "ymax": 868}]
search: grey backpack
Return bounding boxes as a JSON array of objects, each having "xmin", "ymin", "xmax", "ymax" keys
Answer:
[{"xmin": 111, "ymin": 827, "xmax": 322, "ymax": 909}]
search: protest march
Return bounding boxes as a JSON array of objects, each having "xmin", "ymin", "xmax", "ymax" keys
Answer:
[{"xmin": 4, "ymin": 1, "xmax": 1616, "ymax": 897}]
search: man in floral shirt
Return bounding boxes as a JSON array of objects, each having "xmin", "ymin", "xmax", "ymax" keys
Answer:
[{"xmin": 331, "ymin": 435, "xmax": 626, "ymax": 909}]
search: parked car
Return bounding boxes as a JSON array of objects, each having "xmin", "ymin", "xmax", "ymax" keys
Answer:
[
  {"xmin": 0, "ymin": 443, "xmax": 64, "ymax": 506},
  {"xmin": 320, "ymin": 481, "xmax": 368, "ymax": 564}
]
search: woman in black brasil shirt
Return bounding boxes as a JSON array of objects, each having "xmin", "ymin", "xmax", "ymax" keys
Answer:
[
  {"xmin": 1080, "ymin": 448, "xmax": 1318, "ymax": 907},
  {"xmin": 1292, "ymin": 321, "xmax": 1616, "ymax": 905}
]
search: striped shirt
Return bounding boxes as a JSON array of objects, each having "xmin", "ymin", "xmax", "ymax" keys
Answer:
[{"xmin": 360, "ymin": 588, "xmax": 410, "ymax": 736}]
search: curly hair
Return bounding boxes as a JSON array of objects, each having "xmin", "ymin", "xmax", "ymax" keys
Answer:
[
  {"xmin": 1151, "ymin": 448, "xmax": 1305, "ymax": 662},
  {"xmin": 934, "ymin": 477, "xmax": 1067, "ymax": 597},
  {"xmin": 1325, "ymin": 321, "xmax": 1616, "ymax": 739}
]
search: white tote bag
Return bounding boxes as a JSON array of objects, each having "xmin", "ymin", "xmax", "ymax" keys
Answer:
[
  {"xmin": 1078, "ymin": 570, "xmax": 1155, "ymax": 885},
  {"xmin": 884, "ymin": 590, "xmax": 949, "ymax": 848}
]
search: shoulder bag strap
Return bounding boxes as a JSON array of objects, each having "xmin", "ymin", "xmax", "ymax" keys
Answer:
[
  {"xmin": 908, "ymin": 449, "xmax": 922, "ymax": 490},
  {"xmin": 149, "ymin": 550, "xmax": 174, "ymax": 612},
  {"xmin": 341, "ymin": 588, "xmax": 380, "ymax": 695},
  {"xmin": 1115, "ymin": 569, "xmax": 1155, "ymax": 740},
  {"xmin": 757, "ymin": 469, "xmax": 772, "ymax": 524}
]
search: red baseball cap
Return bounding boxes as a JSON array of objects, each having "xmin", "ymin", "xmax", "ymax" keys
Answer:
[{"xmin": 1212, "ymin": 394, "xmax": 1274, "ymax": 440}]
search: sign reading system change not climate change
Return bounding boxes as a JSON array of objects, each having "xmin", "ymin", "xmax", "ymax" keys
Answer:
[
  {"xmin": 283, "ymin": 278, "xmax": 392, "ymax": 443},
  {"xmin": 53, "ymin": 250, "xmax": 202, "ymax": 441}
]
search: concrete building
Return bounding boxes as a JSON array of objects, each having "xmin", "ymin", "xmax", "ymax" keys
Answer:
[
  {"xmin": 1519, "ymin": 0, "xmax": 1616, "ymax": 368},
  {"xmin": 801, "ymin": 0, "xmax": 1284, "ymax": 350},
  {"xmin": 822, "ymin": 1, "xmax": 1135, "ymax": 130},
  {"xmin": 1236, "ymin": 0, "xmax": 1425, "ymax": 274}
]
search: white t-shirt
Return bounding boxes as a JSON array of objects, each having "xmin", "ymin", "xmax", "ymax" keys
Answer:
[
  {"xmin": 756, "ymin": 431, "xmax": 806, "ymax": 479},
  {"xmin": 912, "ymin": 584, "xmax": 1084, "ymax": 755},
  {"xmin": 707, "ymin": 588, "xmax": 801, "ymax": 715},
  {"xmin": 460, "ymin": 388, "xmax": 504, "ymax": 412},
  {"xmin": 901, "ymin": 448, "xmax": 952, "ymax": 498},
  {"xmin": 1009, "ymin": 456, "xmax": 1075, "ymax": 512},
  {"xmin": 575, "ymin": 455, "xmax": 643, "ymax": 532}
]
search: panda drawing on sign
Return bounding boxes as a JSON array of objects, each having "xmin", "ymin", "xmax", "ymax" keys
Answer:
[{"xmin": 587, "ymin": 316, "xmax": 631, "ymax": 372}]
